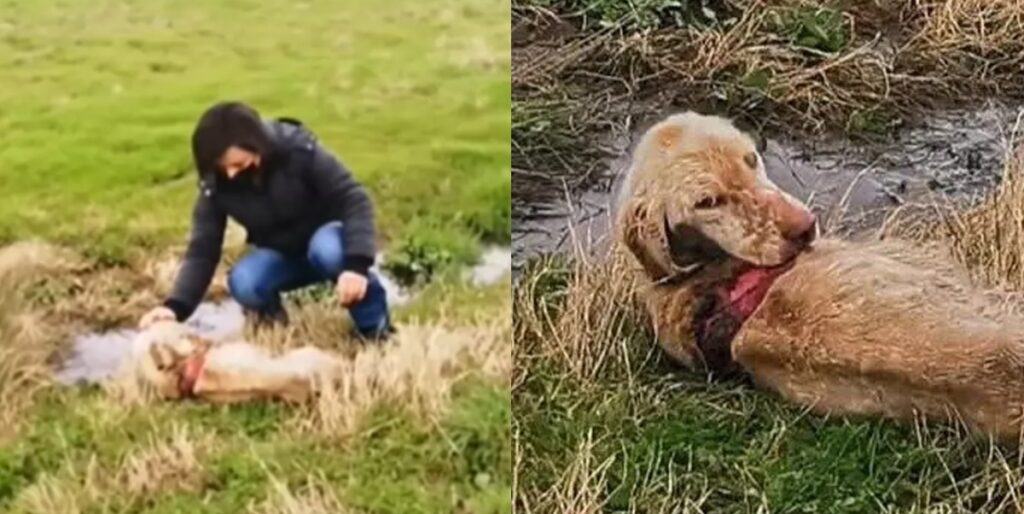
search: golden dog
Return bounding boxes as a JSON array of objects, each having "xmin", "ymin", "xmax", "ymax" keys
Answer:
[
  {"xmin": 619, "ymin": 111, "xmax": 1024, "ymax": 442},
  {"xmin": 123, "ymin": 321, "xmax": 341, "ymax": 403}
]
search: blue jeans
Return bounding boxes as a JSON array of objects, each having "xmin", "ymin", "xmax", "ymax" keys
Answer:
[{"xmin": 228, "ymin": 221, "xmax": 390, "ymax": 337}]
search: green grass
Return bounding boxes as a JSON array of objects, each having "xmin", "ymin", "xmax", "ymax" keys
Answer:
[
  {"xmin": 513, "ymin": 257, "xmax": 1024, "ymax": 513},
  {"xmin": 0, "ymin": 272, "xmax": 512, "ymax": 512},
  {"xmin": 0, "ymin": 0, "xmax": 510, "ymax": 263},
  {"xmin": 1, "ymin": 379, "xmax": 511, "ymax": 513},
  {"xmin": 0, "ymin": 0, "xmax": 511, "ymax": 511}
]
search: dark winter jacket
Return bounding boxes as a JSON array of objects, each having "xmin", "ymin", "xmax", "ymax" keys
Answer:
[{"xmin": 163, "ymin": 118, "xmax": 376, "ymax": 321}]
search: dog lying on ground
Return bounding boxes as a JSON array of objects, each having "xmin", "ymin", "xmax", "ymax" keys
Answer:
[
  {"xmin": 618, "ymin": 111, "xmax": 1024, "ymax": 442},
  {"xmin": 123, "ymin": 321, "xmax": 342, "ymax": 403}
]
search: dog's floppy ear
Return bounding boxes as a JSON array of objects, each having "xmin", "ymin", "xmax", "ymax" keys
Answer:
[
  {"xmin": 619, "ymin": 195, "xmax": 729, "ymax": 281},
  {"xmin": 664, "ymin": 216, "xmax": 728, "ymax": 271},
  {"xmin": 619, "ymin": 197, "xmax": 675, "ymax": 280}
]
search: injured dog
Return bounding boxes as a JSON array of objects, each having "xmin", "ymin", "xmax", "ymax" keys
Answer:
[
  {"xmin": 618, "ymin": 111, "xmax": 1024, "ymax": 443},
  {"xmin": 122, "ymin": 321, "xmax": 342, "ymax": 403}
]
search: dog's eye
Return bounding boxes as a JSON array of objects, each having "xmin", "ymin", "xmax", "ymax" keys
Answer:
[
  {"xmin": 744, "ymin": 152, "xmax": 759, "ymax": 169},
  {"xmin": 695, "ymin": 195, "xmax": 723, "ymax": 209}
]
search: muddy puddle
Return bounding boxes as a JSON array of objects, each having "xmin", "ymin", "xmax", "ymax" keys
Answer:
[
  {"xmin": 512, "ymin": 103, "xmax": 1023, "ymax": 270},
  {"xmin": 56, "ymin": 247, "xmax": 512, "ymax": 385}
]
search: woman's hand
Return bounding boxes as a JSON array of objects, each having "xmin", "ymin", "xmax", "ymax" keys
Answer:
[
  {"xmin": 336, "ymin": 271, "xmax": 368, "ymax": 307},
  {"xmin": 140, "ymin": 306, "xmax": 176, "ymax": 329}
]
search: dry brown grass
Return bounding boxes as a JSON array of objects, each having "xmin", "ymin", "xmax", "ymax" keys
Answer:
[
  {"xmin": 19, "ymin": 220, "xmax": 248, "ymax": 332},
  {"xmin": 0, "ymin": 242, "xmax": 83, "ymax": 438},
  {"xmin": 942, "ymin": 123, "xmax": 1024, "ymax": 290},
  {"xmin": 249, "ymin": 474, "xmax": 356, "ymax": 514},
  {"xmin": 901, "ymin": 0, "xmax": 1024, "ymax": 98},
  {"xmin": 116, "ymin": 424, "xmax": 211, "ymax": 497},
  {"xmin": 294, "ymin": 312, "xmax": 511, "ymax": 437},
  {"xmin": 7, "ymin": 462, "xmax": 100, "ymax": 514},
  {"xmin": 514, "ymin": 430, "xmax": 612, "ymax": 514},
  {"xmin": 514, "ymin": 244, "xmax": 646, "ymax": 386}
]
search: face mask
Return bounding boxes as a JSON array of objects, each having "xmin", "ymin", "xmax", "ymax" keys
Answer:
[{"xmin": 223, "ymin": 162, "xmax": 260, "ymax": 181}]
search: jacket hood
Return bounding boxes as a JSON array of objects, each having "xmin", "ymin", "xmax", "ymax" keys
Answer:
[{"xmin": 265, "ymin": 118, "xmax": 316, "ymax": 155}]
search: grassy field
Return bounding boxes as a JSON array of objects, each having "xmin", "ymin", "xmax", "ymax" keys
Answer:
[
  {"xmin": 512, "ymin": 1, "xmax": 1024, "ymax": 512},
  {"xmin": 0, "ymin": 0, "xmax": 511, "ymax": 512},
  {"xmin": 0, "ymin": 0, "xmax": 510, "ymax": 264}
]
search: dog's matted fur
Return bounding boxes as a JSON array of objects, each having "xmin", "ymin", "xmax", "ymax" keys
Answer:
[
  {"xmin": 122, "ymin": 321, "xmax": 342, "ymax": 404},
  {"xmin": 619, "ymin": 111, "xmax": 1024, "ymax": 442}
]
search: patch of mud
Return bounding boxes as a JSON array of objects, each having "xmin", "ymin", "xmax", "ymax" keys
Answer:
[
  {"xmin": 56, "ymin": 248, "xmax": 512, "ymax": 385},
  {"xmin": 512, "ymin": 103, "xmax": 1023, "ymax": 270}
]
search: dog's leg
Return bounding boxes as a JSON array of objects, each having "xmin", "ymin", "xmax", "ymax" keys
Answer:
[{"xmin": 194, "ymin": 367, "xmax": 313, "ymax": 404}]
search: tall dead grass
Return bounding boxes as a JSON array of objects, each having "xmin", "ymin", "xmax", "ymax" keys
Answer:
[
  {"xmin": 295, "ymin": 313, "xmax": 511, "ymax": 437},
  {"xmin": 902, "ymin": 0, "xmax": 1024, "ymax": 93},
  {"xmin": 514, "ymin": 243, "xmax": 648, "ymax": 387},
  {"xmin": 250, "ymin": 474, "xmax": 356, "ymax": 514},
  {"xmin": 514, "ymin": 430, "xmax": 612, "ymax": 514},
  {"xmin": 0, "ymin": 242, "xmax": 82, "ymax": 438},
  {"xmin": 944, "ymin": 119, "xmax": 1024, "ymax": 290},
  {"xmin": 116, "ymin": 424, "xmax": 210, "ymax": 497}
]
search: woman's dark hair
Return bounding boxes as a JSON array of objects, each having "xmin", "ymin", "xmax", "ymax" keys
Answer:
[{"xmin": 191, "ymin": 101, "xmax": 273, "ymax": 176}]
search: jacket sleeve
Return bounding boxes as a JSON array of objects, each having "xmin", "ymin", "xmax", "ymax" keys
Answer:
[
  {"xmin": 163, "ymin": 188, "xmax": 226, "ymax": 321},
  {"xmin": 306, "ymin": 145, "xmax": 377, "ymax": 275}
]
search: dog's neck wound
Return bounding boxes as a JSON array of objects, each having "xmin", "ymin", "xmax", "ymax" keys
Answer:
[
  {"xmin": 693, "ymin": 263, "xmax": 794, "ymax": 375},
  {"xmin": 177, "ymin": 349, "xmax": 209, "ymax": 398}
]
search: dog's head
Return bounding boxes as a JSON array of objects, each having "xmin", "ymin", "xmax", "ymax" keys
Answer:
[
  {"xmin": 130, "ymin": 321, "xmax": 209, "ymax": 399},
  {"xmin": 618, "ymin": 111, "xmax": 816, "ymax": 281}
]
